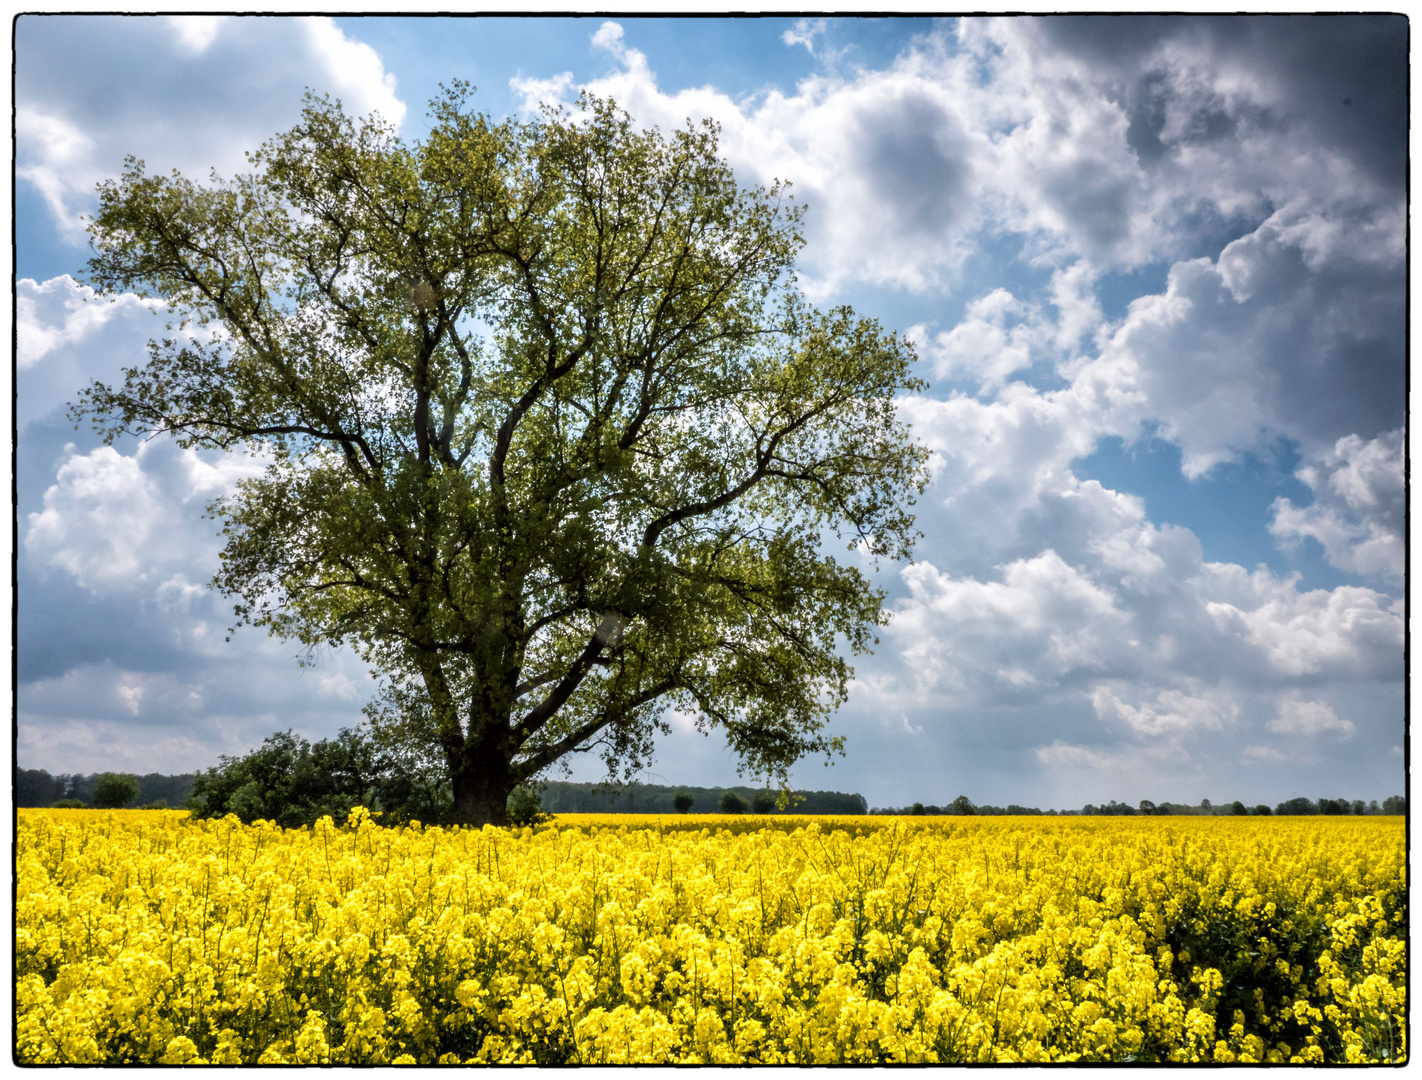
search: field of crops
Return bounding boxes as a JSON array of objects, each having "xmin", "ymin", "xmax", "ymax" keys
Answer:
[{"xmin": 15, "ymin": 808, "xmax": 1405, "ymax": 1064}]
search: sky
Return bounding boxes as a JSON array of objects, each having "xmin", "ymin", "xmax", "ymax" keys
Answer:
[{"xmin": 15, "ymin": 14, "xmax": 1408, "ymax": 810}]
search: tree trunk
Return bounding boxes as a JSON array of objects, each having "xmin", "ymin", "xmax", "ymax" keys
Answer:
[{"xmin": 449, "ymin": 749, "xmax": 514, "ymax": 827}]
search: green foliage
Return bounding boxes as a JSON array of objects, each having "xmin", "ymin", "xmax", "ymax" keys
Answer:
[
  {"xmin": 673, "ymin": 792, "xmax": 694, "ymax": 813},
  {"xmin": 949, "ymin": 795, "xmax": 976, "ymax": 816},
  {"xmin": 538, "ymin": 781, "xmax": 862, "ymax": 814},
  {"xmin": 92, "ymin": 773, "xmax": 140, "ymax": 809},
  {"xmin": 74, "ymin": 85, "xmax": 929, "ymax": 826},
  {"xmin": 189, "ymin": 727, "xmax": 453, "ymax": 828},
  {"xmin": 17, "ymin": 769, "xmax": 199, "ymax": 809},
  {"xmin": 506, "ymin": 784, "xmax": 549, "ymax": 827},
  {"xmin": 718, "ymin": 791, "xmax": 748, "ymax": 814},
  {"xmin": 1382, "ymin": 795, "xmax": 1406, "ymax": 815},
  {"xmin": 1230, "ymin": 800, "xmax": 1248, "ymax": 816},
  {"xmin": 752, "ymin": 790, "xmax": 777, "ymax": 814},
  {"xmin": 49, "ymin": 798, "xmax": 86, "ymax": 809},
  {"xmin": 17, "ymin": 769, "xmax": 68, "ymax": 808}
]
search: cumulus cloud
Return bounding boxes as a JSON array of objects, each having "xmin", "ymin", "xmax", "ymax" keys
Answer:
[
  {"xmin": 17, "ymin": 275, "xmax": 163, "ymax": 372},
  {"xmin": 1267, "ymin": 697, "xmax": 1355, "ymax": 739},
  {"xmin": 518, "ymin": 17, "xmax": 1396, "ymax": 295},
  {"xmin": 19, "ymin": 652, "xmax": 377, "ymax": 775},
  {"xmin": 1092, "ymin": 686, "xmax": 1235, "ymax": 738},
  {"xmin": 25, "ymin": 438, "xmax": 264, "ymax": 592},
  {"xmin": 16, "ymin": 15, "xmax": 405, "ymax": 240},
  {"xmin": 782, "ymin": 19, "xmax": 828, "ymax": 56},
  {"xmin": 1270, "ymin": 429, "xmax": 1404, "ymax": 583},
  {"xmin": 18, "ymin": 276, "xmax": 172, "ymax": 436},
  {"xmin": 524, "ymin": 17, "xmax": 1402, "ymax": 468},
  {"xmin": 1099, "ymin": 205, "xmax": 1404, "ymax": 473},
  {"xmin": 15, "ymin": 17, "xmax": 1404, "ymax": 804}
]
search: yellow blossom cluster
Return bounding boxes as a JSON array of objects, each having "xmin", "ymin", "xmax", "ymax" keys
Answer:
[{"xmin": 16, "ymin": 809, "xmax": 1404, "ymax": 1064}]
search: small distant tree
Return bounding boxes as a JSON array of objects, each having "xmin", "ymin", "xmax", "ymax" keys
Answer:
[
  {"xmin": 718, "ymin": 791, "xmax": 747, "ymax": 814},
  {"xmin": 1252, "ymin": 804, "xmax": 1272, "ymax": 816},
  {"xmin": 910, "ymin": 802, "xmax": 925, "ymax": 815},
  {"xmin": 1230, "ymin": 800, "xmax": 1247, "ymax": 816},
  {"xmin": 92, "ymin": 773, "xmax": 140, "ymax": 809},
  {"xmin": 673, "ymin": 792, "xmax": 694, "ymax": 813},
  {"xmin": 1382, "ymin": 795, "xmax": 1406, "ymax": 815},
  {"xmin": 50, "ymin": 798, "xmax": 86, "ymax": 809},
  {"xmin": 1276, "ymin": 797, "xmax": 1315, "ymax": 816},
  {"xmin": 1138, "ymin": 799, "xmax": 1157, "ymax": 816},
  {"xmin": 752, "ymin": 791, "xmax": 777, "ymax": 814},
  {"xmin": 950, "ymin": 794, "xmax": 976, "ymax": 816}
]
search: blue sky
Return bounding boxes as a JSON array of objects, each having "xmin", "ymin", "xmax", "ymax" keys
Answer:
[{"xmin": 16, "ymin": 15, "xmax": 1406, "ymax": 809}]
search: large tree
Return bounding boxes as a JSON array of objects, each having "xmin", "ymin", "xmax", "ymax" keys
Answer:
[{"xmin": 76, "ymin": 87, "xmax": 929, "ymax": 826}]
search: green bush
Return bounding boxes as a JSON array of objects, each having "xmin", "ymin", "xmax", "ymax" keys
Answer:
[
  {"xmin": 92, "ymin": 773, "xmax": 140, "ymax": 809},
  {"xmin": 752, "ymin": 791, "xmax": 777, "ymax": 814},
  {"xmin": 189, "ymin": 726, "xmax": 453, "ymax": 828},
  {"xmin": 506, "ymin": 784, "xmax": 549, "ymax": 827},
  {"xmin": 718, "ymin": 791, "xmax": 747, "ymax": 814},
  {"xmin": 49, "ymin": 798, "xmax": 86, "ymax": 809},
  {"xmin": 673, "ymin": 792, "xmax": 694, "ymax": 813}
]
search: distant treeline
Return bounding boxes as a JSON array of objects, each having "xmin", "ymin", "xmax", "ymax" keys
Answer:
[
  {"xmin": 15, "ymin": 766, "xmax": 1405, "ymax": 820},
  {"xmin": 540, "ymin": 781, "xmax": 868, "ymax": 815},
  {"xmin": 16, "ymin": 768, "xmax": 198, "ymax": 809},
  {"xmin": 871, "ymin": 795, "xmax": 1408, "ymax": 817}
]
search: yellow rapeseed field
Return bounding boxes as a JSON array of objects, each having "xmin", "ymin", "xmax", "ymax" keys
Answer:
[{"xmin": 15, "ymin": 808, "xmax": 1405, "ymax": 1064}]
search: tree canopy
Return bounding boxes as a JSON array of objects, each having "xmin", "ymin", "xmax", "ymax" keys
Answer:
[{"xmin": 76, "ymin": 85, "xmax": 929, "ymax": 825}]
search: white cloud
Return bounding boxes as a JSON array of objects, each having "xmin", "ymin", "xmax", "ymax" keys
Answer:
[
  {"xmin": 523, "ymin": 18, "xmax": 1401, "ymax": 471},
  {"xmin": 783, "ymin": 19, "xmax": 827, "ymax": 55},
  {"xmin": 1100, "ymin": 206, "xmax": 1404, "ymax": 474},
  {"xmin": 1092, "ymin": 686, "xmax": 1235, "ymax": 738},
  {"xmin": 1267, "ymin": 697, "xmax": 1355, "ymax": 739},
  {"xmin": 168, "ymin": 15, "xmax": 227, "ymax": 55},
  {"xmin": 116, "ymin": 681, "xmax": 144, "ymax": 715},
  {"xmin": 1202, "ymin": 570, "xmax": 1403, "ymax": 681},
  {"xmin": 591, "ymin": 20, "xmax": 626, "ymax": 58},
  {"xmin": 304, "ymin": 16, "xmax": 404, "ymax": 126},
  {"xmin": 18, "ymin": 275, "xmax": 164, "ymax": 371},
  {"xmin": 17, "ymin": 16, "xmax": 406, "ymax": 239},
  {"xmin": 1270, "ymin": 428, "xmax": 1404, "ymax": 583},
  {"xmin": 318, "ymin": 673, "xmax": 359, "ymax": 701},
  {"xmin": 25, "ymin": 438, "xmax": 264, "ymax": 592},
  {"xmin": 911, "ymin": 288, "xmax": 1038, "ymax": 389}
]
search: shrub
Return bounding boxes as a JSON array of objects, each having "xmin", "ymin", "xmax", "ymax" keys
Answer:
[
  {"xmin": 506, "ymin": 784, "xmax": 549, "ymax": 827},
  {"xmin": 92, "ymin": 773, "xmax": 140, "ymax": 809},
  {"xmin": 752, "ymin": 791, "xmax": 777, "ymax": 814},
  {"xmin": 718, "ymin": 791, "xmax": 747, "ymax": 814},
  {"xmin": 673, "ymin": 792, "xmax": 694, "ymax": 813},
  {"xmin": 49, "ymin": 798, "xmax": 86, "ymax": 809}
]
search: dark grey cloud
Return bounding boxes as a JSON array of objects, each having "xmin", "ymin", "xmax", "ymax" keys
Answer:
[
  {"xmin": 1035, "ymin": 14, "xmax": 1407, "ymax": 190},
  {"xmin": 854, "ymin": 92, "xmax": 972, "ymax": 237}
]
